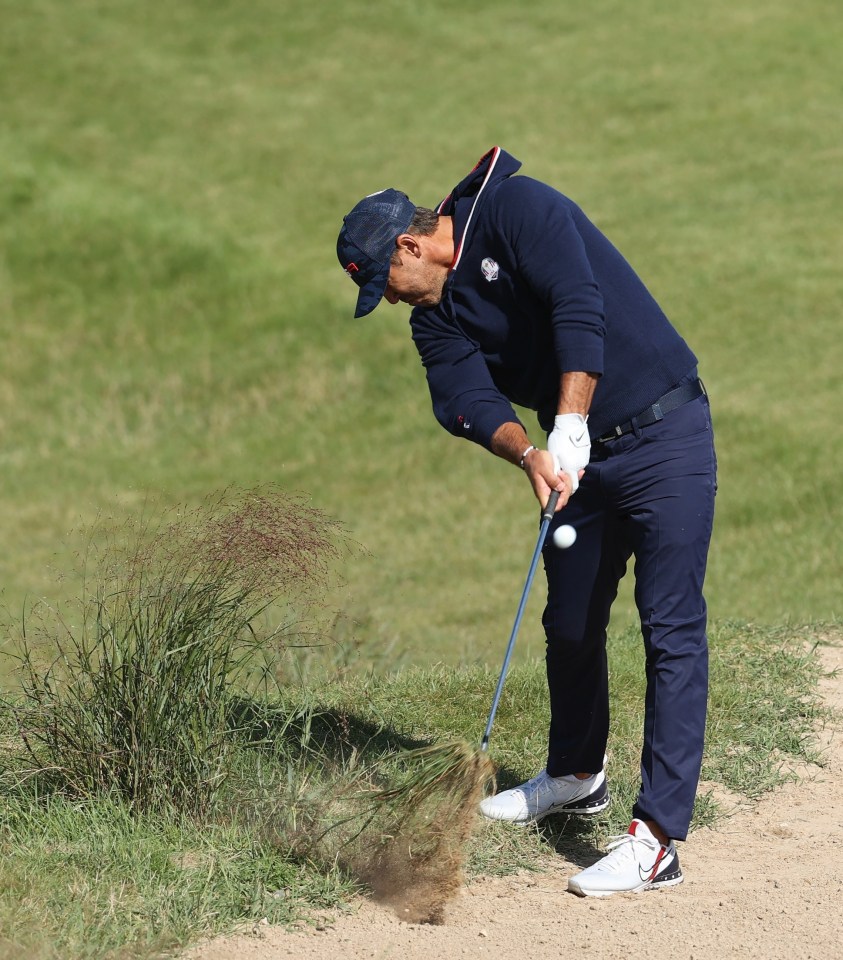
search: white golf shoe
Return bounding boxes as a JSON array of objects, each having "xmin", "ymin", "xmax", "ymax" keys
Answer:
[
  {"xmin": 479, "ymin": 767, "xmax": 609, "ymax": 824},
  {"xmin": 567, "ymin": 818, "xmax": 684, "ymax": 897}
]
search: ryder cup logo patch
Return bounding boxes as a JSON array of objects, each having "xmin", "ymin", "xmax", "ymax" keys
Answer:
[{"xmin": 481, "ymin": 257, "xmax": 499, "ymax": 282}]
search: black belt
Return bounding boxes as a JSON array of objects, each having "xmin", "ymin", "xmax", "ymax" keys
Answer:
[{"xmin": 594, "ymin": 378, "xmax": 706, "ymax": 443}]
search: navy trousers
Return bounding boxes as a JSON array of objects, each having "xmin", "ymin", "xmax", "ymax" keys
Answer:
[{"xmin": 541, "ymin": 391, "xmax": 717, "ymax": 841}]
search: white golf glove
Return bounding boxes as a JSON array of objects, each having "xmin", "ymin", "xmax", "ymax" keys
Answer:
[{"xmin": 547, "ymin": 413, "xmax": 591, "ymax": 494}]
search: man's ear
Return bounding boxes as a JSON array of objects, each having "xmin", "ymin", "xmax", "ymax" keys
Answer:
[{"xmin": 395, "ymin": 233, "xmax": 423, "ymax": 259}]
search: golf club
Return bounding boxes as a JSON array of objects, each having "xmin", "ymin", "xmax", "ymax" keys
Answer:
[{"xmin": 480, "ymin": 488, "xmax": 560, "ymax": 752}]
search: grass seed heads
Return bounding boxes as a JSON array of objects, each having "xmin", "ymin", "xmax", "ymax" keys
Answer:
[{"xmin": 2, "ymin": 487, "xmax": 348, "ymax": 816}]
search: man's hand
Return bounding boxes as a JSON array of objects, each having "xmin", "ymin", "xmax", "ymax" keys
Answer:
[
  {"xmin": 489, "ymin": 420, "xmax": 584, "ymax": 512},
  {"xmin": 547, "ymin": 413, "xmax": 591, "ymax": 493},
  {"xmin": 522, "ymin": 448, "xmax": 580, "ymax": 512}
]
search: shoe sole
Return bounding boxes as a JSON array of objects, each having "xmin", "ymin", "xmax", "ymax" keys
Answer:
[
  {"xmin": 533, "ymin": 788, "xmax": 611, "ymax": 822},
  {"xmin": 481, "ymin": 787, "xmax": 611, "ymax": 826},
  {"xmin": 568, "ymin": 868, "xmax": 684, "ymax": 898}
]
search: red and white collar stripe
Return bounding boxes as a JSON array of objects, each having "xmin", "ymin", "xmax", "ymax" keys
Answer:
[{"xmin": 438, "ymin": 146, "xmax": 502, "ymax": 272}]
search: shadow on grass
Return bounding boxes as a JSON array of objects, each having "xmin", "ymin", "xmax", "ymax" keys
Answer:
[
  {"xmin": 230, "ymin": 697, "xmax": 436, "ymax": 764},
  {"xmin": 232, "ymin": 698, "xmax": 611, "ymax": 873},
  {"xmin": 538, "ymin": 816, "xmax": 607, "ymax": 867}
]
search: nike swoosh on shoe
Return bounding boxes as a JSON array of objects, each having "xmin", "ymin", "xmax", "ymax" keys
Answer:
[{"xmin": 638, "ymin": 847, "xmax": 668, "ymax": 883}]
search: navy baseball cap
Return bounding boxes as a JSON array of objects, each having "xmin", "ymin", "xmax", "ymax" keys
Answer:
[{"xmin": 337, "ymin": 188, "xmax": 416, "ymax": 317}]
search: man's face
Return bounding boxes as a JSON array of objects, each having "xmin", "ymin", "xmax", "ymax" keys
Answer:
[{"xmin": 383, "ymin": 248, "xmax": 448, "ymax": 310}]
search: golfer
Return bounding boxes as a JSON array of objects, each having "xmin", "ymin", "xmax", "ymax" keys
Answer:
[{"xmin": 336, "ymin": 147, "xmax": 717, "ymax": 897}]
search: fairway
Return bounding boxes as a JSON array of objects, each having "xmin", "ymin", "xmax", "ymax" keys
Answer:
[{"xmin": 1, "ymin": 0, "xmax": 840, "ymax": 668}]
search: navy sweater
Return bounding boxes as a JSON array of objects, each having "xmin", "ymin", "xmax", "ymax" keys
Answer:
[{"xmin": 410, "ymin": 147, "xmax": 697, "ymax": 446}]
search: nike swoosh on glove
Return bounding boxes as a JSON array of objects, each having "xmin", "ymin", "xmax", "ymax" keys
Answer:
[{"xmin": 547, "ymin": 413, "xmax": 591, "ymax": 493}]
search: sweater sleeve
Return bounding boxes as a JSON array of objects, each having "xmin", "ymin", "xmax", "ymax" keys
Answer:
[
  {"xmin": 497, "ymin": 178, "xmax": 605, "ymax": 376},
  {"xmin": 410, "ymin": 308, "xmax": 524, "ymax": 450}
]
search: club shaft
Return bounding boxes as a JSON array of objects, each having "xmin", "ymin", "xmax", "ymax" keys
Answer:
[{"xmin": 480, "ymin": 490, "xmax": 559, "ymax": 751}]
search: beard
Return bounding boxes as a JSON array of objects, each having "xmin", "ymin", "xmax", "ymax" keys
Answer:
[{"xmin": 402, "ymin": 263, "xmax": 449, "ymax": 308}]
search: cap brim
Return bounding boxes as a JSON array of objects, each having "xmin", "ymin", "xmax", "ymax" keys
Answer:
[{"xmin": 353, "ymin": 259, "xmax": 391, "ymax": 318}]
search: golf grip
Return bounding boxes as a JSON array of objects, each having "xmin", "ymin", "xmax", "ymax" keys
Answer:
[
  {"xmin": 542, "ymin": 488, "xmax": 561, "ymax": 521},
  {"xmin": 480, "ymin": 488, "xmax": 560, "ymax": 752}
]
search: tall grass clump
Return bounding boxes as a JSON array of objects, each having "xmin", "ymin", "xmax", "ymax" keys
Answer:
[{"xmin": 1, "ymin": 487, "xmax": 346, "ymax": 816}]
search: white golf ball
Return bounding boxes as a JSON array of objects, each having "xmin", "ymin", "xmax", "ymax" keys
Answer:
[{"xmin": 552, "ymin": 524, "xmax": 577, "ymax": 550}]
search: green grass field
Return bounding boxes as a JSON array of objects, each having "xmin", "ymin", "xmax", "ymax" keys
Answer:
[
  {"xmin": 1, "ymin": 0, "xmax": 840, "ymax": 663},
  {"xmin": 0, "ymin": 0, "xmax": 841, "ymax": 955}
]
